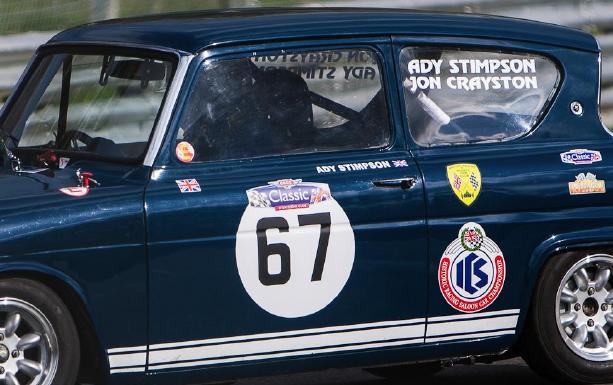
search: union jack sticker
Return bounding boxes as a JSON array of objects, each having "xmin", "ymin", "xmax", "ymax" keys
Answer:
[
  {"xmin": 175, "ymin": 179, "xmax": 201, "ymax": 193},
  {"xmin": 392, "ymin": 159, "xmax": 409, "ymax": 168}
]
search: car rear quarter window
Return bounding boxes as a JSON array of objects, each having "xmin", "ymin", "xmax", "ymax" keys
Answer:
[
  {"xmin": 177, "ymin": 49, "xmax": 390, "ymax": 162},
  {"xmin": 399, "ymin": 47, "xmax": 560, "ymax": 147}
]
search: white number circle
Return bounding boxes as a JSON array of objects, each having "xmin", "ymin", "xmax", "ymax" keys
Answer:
[{"xmin": 236, "ymin": 199, "xmax": 355, "ymax": 318}]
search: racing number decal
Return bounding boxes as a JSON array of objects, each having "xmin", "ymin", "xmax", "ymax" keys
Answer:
[{"xmin": 236, "ymin": 179, "xmax": 355, "ymax": 318}]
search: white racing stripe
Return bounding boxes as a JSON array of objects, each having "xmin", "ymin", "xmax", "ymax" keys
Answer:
[
  {"xmin": 150, "ymin": 318, "xmax": 425, "ymax": 350},
  {"xmin": 426, "ymin": 330, "xmax": 516, "ymax": 343},
  {"xmin": 149, "ymin": 338, "xmax": 424, "ymax": 370},
  {"xmin": 109, "ymin": 367, "xmax": 146, "ymax": 374},
  {"xmin": 107, "ymin": 309, "xmax": 522, "ymax": 373},
  {"xmin": 149, "ymin": 323, "xmax": 425, "ymax": 365}
]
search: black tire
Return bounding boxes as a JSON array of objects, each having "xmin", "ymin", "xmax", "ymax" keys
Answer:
[
  {"xmin": 365, "ymin": 362, "xmax": 442, "ymax": 381},
  {"xmin": 0, "ymin": 278, "xmax": 80, "ymax": 385},
  {"xmin": 521, "ymin": 252, "xmax": 613, "ymax": 384}
]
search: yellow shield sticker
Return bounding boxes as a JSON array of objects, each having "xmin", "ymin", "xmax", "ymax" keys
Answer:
[{"xmin": 446, "ymin": 163, "xmax": 481, "ymax": 206}]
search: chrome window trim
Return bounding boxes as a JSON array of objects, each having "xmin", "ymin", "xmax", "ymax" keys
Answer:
[{"xmin": 143, "ymin": 54, "xmax": 193, "ymax": 167}]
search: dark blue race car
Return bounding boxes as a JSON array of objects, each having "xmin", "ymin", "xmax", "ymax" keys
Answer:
[{"xmin": 0, "ymin": 7, "xmax": 610, "ymax": 385}]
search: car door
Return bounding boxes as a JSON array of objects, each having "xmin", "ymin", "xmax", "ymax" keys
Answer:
[
  {"xmin": 394, "ymin": 38, "xmax": 613, "ymax": 349},
  {"xmin": 144, "ymin": 40, "xmax": 428, "ymax": 376}
]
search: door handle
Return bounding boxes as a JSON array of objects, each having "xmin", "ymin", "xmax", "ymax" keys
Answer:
[{"xmin": 372, "ymin": 177, "xmax": 417, "ymax": 190}]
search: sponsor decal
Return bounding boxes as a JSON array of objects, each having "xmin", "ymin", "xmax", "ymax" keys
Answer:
[
  {"xmin": 316, "ymin": 160, "xmax": 408, "ymax": 174},
  {"xmin": 246, "ymin": 179, "xmax": 331, "ymax": 210},
  {"xmin": 560, "ymin": 149, "xmax": 602, "ymax": 165},
  {"xmin": 446, "ymin": 163, "xmax": 481, "ymax": 206},
  {"xmin": 59, "ymin": 157, "xmax": 70, "ymax": 169},
  {"xmin": 237, "ymin": 179, "xmax": 355, "ymax": 318},
  {"xmin": 438, "ymin": 222, "xmax": 506, "ymax": 313},
  {"xmin": 59, "ymin": 186, "xmax": 89, "ymax": 197},
  {"xmin": 175, "ymin": 179, "xmax": 201, "ymax": 193},
  {"xmin": 568, "ymin": 173, "xmax": 606, "ymax": 195},
  {"xmin": 175, "ymin": 141, "xmax": 195, "ymax": 163}
]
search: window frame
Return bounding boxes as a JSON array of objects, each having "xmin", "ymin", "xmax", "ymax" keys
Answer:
[
  {"xmin": 167, "ymin": 41, "xmax": 398, "ymax": 166},
  {"xmin": 393, "ymin": 38, "xmax": 564, "ymax": 150},
  {"xmin": 0, "ymin": 43, "xmax": 180, "ymax": 165}
]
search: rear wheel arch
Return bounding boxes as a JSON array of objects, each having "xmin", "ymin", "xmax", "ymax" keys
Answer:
[{"xmin": 0, "ymin": 269, "xmax": 106, "ymax": 384}]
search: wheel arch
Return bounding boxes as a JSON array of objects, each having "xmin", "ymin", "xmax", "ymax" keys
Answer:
[{"xmin": 0, "ymin": 263, "xmax": 107, "ymax": 384}]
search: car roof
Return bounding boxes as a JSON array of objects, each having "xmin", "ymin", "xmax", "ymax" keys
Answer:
[{"xmin": 48, "ymin": 7, "xmax": 599, "ymax": 54}]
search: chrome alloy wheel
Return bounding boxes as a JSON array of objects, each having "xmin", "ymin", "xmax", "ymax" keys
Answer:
[
  {"xmin": 556, "ymin": 255, "xmax": 613, "ymax": 361},
  {"xmin": 0, "ymin": 298, "xmax": 58, "ymax": 385}
]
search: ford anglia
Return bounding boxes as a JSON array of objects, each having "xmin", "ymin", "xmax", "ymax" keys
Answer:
[{"xmin": 0, "ymin": 7, "xmax": 611, "ymax": 385}]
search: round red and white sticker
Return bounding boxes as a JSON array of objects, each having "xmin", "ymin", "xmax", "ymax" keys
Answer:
[
  {"xmin": 438, "ymin": 222, "xmax": 506, "ymax": 313},
  {"xmin": 175, "ymin": 141, "xmax": 195, "ymax": 163}
]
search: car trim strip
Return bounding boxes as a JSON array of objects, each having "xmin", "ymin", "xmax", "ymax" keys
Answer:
[
  {"xmin": 143, "ymin": 54, "xmax": 193, "ymax": 167},
  {"xmin": 425, "ymin": 329, "xmax": 516, "ymax": 343}
]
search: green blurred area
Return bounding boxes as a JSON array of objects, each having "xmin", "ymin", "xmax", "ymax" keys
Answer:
[{"xmin": 0, "ymin": 0, "xmax": 311, "ymax": 35}]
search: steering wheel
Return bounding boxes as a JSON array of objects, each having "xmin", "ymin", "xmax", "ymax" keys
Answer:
[{"xmin": 58, "ymin": 130, "xmax": 94, "ymax": 151}]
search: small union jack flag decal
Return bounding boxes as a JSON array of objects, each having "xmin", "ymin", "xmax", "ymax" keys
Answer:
[
  {"xmin": 392, "ymin": 160, "xmax": 409, "ymax": 167},
  {"xmin": 175, "ymin": 179, "xmax": 201, "ymax": 193}
]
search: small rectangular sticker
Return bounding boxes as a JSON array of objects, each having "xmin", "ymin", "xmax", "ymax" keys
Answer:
[
  {"xmin": 175, "ymin": 179, "xmax": 201, "ymax": 193},
  {"xmin": 568, "ymin": 173, "xmax": 606, "ymax": 195}
]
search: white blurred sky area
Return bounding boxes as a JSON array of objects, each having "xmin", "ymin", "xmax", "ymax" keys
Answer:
[{"xmin": 0, "ymin": 0, "xmax": 611, "ymax": 126}]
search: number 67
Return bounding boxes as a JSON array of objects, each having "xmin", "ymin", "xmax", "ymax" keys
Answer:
[{"xmin": 256, "ymin": 212, "xmax": 331, "ymax": 286}]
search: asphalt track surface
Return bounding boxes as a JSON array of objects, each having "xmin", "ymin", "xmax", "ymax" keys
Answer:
[{"xmin": 235, "ymin": 357, "xmax": 563, "ymax": 385}]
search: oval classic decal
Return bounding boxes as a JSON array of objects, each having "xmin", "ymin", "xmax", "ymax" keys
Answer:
[
  {"xmin": 236, "ymin": 179, "xmax": 355, "ymax": 318},
  {"xmin": 438, "ymin": 222, "xmax": 506, "ymax": 313}
]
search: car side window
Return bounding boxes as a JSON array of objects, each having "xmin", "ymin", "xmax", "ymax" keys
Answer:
[
  {"xmin": 177, "ymin": 48, "xmax": 390, "ymax": 162},
  {"xmin": 399, "ymin": 47, "xmax": 560, "ymax": 147}
]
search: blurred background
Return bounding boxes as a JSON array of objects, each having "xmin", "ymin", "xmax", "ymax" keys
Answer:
[{"xmin": 0, "ymin": 0, "xmax": 611, "ymax": 127}]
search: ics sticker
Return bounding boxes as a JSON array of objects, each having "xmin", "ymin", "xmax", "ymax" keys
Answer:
[
  {"xmin": 236, "ymin": 179, "xmax": 355, "ymax": 318},
  {"xmin": 59, "ymin": 187, "xmax": 88, "ymax": 197},
  {"xmin": 438, "ymin": 222, "xmax": 506, "ymax": 313},
  {"xmin": 560, "ymin": 149, "xmax": 602, "ymax": 165},
  {"xmin": 568, "ymin": 173, "xmax": 606, "ymax": 195},
  {"xmin": 176, "ymin": 141, "xmax": 195, "ymax": 163},
  {"xmin": 446, "ymin": 163, "xmax": 481, "ymax": 206}
]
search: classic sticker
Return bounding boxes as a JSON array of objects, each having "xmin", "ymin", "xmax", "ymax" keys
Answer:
[
  {"xmin": 176, "ymin": 141, "xmax": 195, "ymax": 163},
  {"xmin": 175, "ymin": 179, "xmax": 201, "ymax": 193},
  {"xmin": 59, "ymin": 186, "xmax": 89, "ymax": 197},
  {"xmin": 560, "ymin": 149, "xmax": 602, "ymax": 165},
  {"xmin": 446, "ymin": 163, "xmax": 481, "ymax": 206},
  {"xmin": 438, "ymin": 222, "xmax": 506, "ymax": 313},
  {"xmin": 568, "ymin": 173, "xmax": 606, "ymax": 195},
  {"xmin": 236, "ymin": 179, "xmax": 355, "ymax": 318}
]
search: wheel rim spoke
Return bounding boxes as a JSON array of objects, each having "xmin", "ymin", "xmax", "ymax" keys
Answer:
[
  {"xmin": 572, "ymin": 324, "xmax": 588, "ymax": 347},
  {"xmin": 16, "ymin": 333, "xmax": 41, "ymax": 351},
  {"xmin": 4, "ymin": 312, "xmax": 21, "ymax": 337},
  {"xmin": 606, "ymin": 313, "xmax": 613, "ymax": 325},
  {"xmin": 17, "ymin": 359, "xmax": 43, "ymax": 377},
  {"xmin": 560, "ymin": 312, "xmax": 578, "ymax": 327},
  {"xmin": 593, "ymin": 325, "xmax": 610, "ymax": 348},
  {"xmin": 560, "ymin": 288, "xmax": 578, "ymax": 304},
  {"xmin": 573, "ymin": 268, "xmax": 590, "ymax": 291},
  {"xmin": 595, "ymin": 268, "xmax": 611, "ymax": 291},
  {"xmin": 5, "ymin": 372, "xmax": 20, "ymax": 385}
]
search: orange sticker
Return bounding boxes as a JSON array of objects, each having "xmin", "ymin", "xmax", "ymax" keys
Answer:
[{"xmin": 176, "ymin": 141, "xmax": 195, "ymax": 163}]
